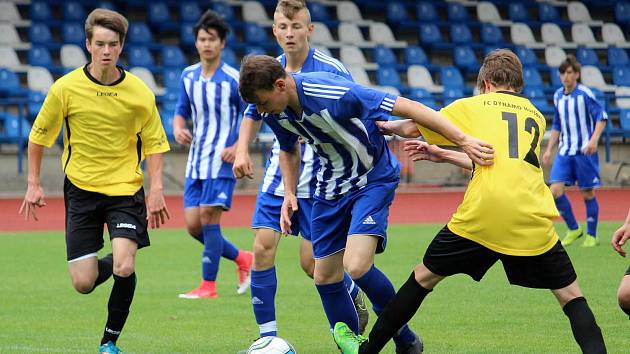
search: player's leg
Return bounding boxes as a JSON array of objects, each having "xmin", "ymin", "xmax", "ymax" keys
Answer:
[
  {"xmin": 550, "ymin": 156, "xmax": 582, "ymax": 245},
  {"xmin": 618, "ymin": 267, "xmax": 630, "ymax": 319},
  {"xmin": 576, "ymin": 154, "xmax": 602, "ymax": 247},
  {"xmin": 183, "ymin": 206, "xmax": 203, "ymax": 244},
  {"xmin": 251, "ymin": 227, "xmax": 281, "ymax": 337}
]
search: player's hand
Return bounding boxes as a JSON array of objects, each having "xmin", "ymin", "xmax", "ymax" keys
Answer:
[
  {"xmin": 375, "ymin": 121, "xmax": 394, "ymax": 136},
  {"xmin": 612, "ymin": 223, "xmax": 630, "ymax": 257},
  {"xmin": 280, "ymin": 194, "xmax": 298, "ymax": 235},
  {"xmin": 582, "ymin": 140, "xmax": 598, "ymax": 155},
  {"xmin": 459, "ymin": 135, "xmax": 494, "ymax": 166},
  {"xmin": 18, "ymin": 183, "xmax": 46, "ymax": 221},
  {"xmin": 174, "ymin": 126, "xmax": 193, "ymax": 145},
  {"xmin": 221, "ymin": 145, "xmax": 236, "ymax": 164},
  {"xmin": 403, "ymin": 140, "xmax": 445, "ymax": 162},
  {"xmin": 233, "ymin": 151, "xmax": 254, "ymax": 179},
  {"xmin": 146, "ymin": 188, "xmax": 170, "ymax": 228},
  {"xmin": 542, "ymin": 150, "xmax": 552, "ymax": 166}
]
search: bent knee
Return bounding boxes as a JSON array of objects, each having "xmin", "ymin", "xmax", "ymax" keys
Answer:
[
  {"xmin": 72, "ymin": 278, "xmax": 95, "ymax": 294},
  {"xmin": 344, "ymin": 262, "xmax": 372, "ymax": 279},
  {"xmin": 253, "ymin": 239, "xmax": 277, "ymax": 270},
  {"xmin": 300, "ymin": 258, "xmax": 314, "ymax": 278},
  {"xmin": 113, "ymin": 263, "xmax": 135, "ymax": 277}
]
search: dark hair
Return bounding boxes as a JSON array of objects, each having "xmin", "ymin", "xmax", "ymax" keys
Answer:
[
  {"xmin": 476, "ymin": 49, "xmax": 524, "ymax": 93},
  {"xmin": 239, "ymin": 55, "xmax": 286, "ymax": 103},
  {"xmin": 559, "ymin": 55, "xmax": 581, "ymax": 74},
  {"xmin": 275, "ymin": 0, "xmax": 310, "ymax": 21},
  {"xmin": 85, "ymin": 8, "xmax": 129, "ymax": 43},
  {"xmin": 193, "ymin": 10, "xmax": 229, "ymax": 40}
]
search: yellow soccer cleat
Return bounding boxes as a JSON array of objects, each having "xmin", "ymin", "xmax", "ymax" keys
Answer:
[
  {"xmin": 561, "ymin": 228, "xmax": 583, "ymax": 246},
  {"xmin": 581, "ymin": 234, "xmax": 600, "ymax": 247}
]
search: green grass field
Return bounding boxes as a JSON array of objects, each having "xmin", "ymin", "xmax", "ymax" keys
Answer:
[{"xmin": 1, "ymin": 222, "xmax": 628, "ymax": 353}]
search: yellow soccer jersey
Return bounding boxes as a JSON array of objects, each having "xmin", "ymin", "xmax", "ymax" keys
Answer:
[
  {"xmin": 417, "ymin": 91, "xmax": 560, "ymax": 256},
  {"xmin": 29, "ymin": 66, "xmax": 170, "ymax": 196}
]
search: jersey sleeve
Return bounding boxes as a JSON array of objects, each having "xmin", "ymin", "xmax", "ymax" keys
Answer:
[
  {"xmin": 141, "ymin": 104, "xmax": 171, "ymax": 155},
  {"xmin": 416, "ymin": 98, "xmax": 472, "ymax": 146},
  {"xmin": 551, "ymin": 104, "xmax": 561, "ymax": 131},
  {"xmin": 585, "ymin": 93, "xmax": 608, "ymax": 121},
  {"xmin": 244, "ymin": 103, "xmax": 262, "ymax": 121},
  {"xmin": 175, "ymin": 76, "xmax": 192, "ymax": 120},
  {"xmin": 336, "ymin": 84, "xmax": 398, "ymax": 121},
  {"xmin": 29, "ymin": 85, "xmax": 65, "ymax": 148},
  {"xmin": 263, "ymin": 116, "xmax": 299, "ymax": 152}
]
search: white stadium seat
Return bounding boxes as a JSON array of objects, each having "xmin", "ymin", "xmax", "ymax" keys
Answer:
[
  {"xmin": 311, "ymin": 22, "xmax": 340, "ymax": 48},
  {"xmin": 602, "ymin": 23, "xmax": 630, "ymax": 48},
  {"xmin": 0, "ymin": 46, "xmax": 28, "ymax": 72},
  {"xmin": 616, "ymin": 87, "xmax": 630, "ymax": 109},
  {"xmin": 477, "ymin": 1, "xmax": 511, "ymax": 25},
  {"xmin": 541, "ymin": 23, "xmax": 576, "ymax": 48},
  {"xmin": 60, "ymin": 44, "xmax": 88, "ymax": 69},
  {"xmin": 0, "ymin": 24, "xmax": 29, "ymax": 49},
  {"xmin": 510, "ymin": 23, "xmax": 545, "ymax": 48},
  {"xmin": 368, "ymin": 22, "xmax": 407, "ymax": 48},
  {"xmin": 346, "ymin": 65, "xmax": 371, "ymax": 86},
  {"xmin": 242, "ymin": 1, "xmax": 271, "ymax": 25},
  {"xmin": 0, "ymin": 2, "xmax": 30, "ymax": 26},
  {"xmin": 581, "ymin": 65, "xmax": 616, "ymax": 92},
  {"xmin": 340, "ymin": 46, "xmax": 377, "ymax": 70},
  {"xmin": 130, "ymin": 67, "xmax": 165, "ymax": 96},
  {"xmin": 571, "ymin": 24, "xmax": 606, "ymax": 48},
  {"xmin": 407, "ymin": 65, "xmax": 444, "ymax": 93},
  {"xmin": 338, "ymin": 22, "xmax": 373, "ymax": 47},
  {"xmin": 544, "ymin": 46, "xmax": 567, "ymax": 67},
  {"xmin": 336, "ymin": 1, "xmax": 370, "ymax": 24},
  {"xmin": 567, "ymin": 1, "xmax": 602, "ymax": 25},
  {"xmin": 27, "ymin": 66, "xmax": 54, "ymax": 93}
]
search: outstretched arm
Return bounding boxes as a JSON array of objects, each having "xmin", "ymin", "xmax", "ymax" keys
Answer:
[
  {"xmin": 375, "ymin": 119, "xmax": 421, "ymax": 138},
  {"xmin": 404, "ymin": 140, "xmax": 473, "ymax": 170}
]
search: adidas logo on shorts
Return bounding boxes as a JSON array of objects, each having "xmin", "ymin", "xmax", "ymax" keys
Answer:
[
  {"xmin": 218, "ymin": 192, "xmax": 228, "ymax": 199},
  {"xmin": 362, "ymin": 216, "xmax": 376, "ymax": 225},
  {"xmin": 252, "ymin": 296, "xmax": 264, "ymax": 305}
]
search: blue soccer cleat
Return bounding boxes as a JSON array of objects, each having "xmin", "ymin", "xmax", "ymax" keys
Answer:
[{"xmin": 99, "ymin": 341, "xmax": 123, "ymax": 354}]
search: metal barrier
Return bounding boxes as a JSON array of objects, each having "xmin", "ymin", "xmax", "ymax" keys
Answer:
[{"xmin": 0, "ymin": 98, "xmax": 29, "ymax": 175}]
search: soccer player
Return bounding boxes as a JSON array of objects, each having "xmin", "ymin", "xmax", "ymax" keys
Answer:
[
  {"xmin": 333, "ymin": 49, "xmax": 606, "ymax": 354},
  {"xmin": 18, "ymin": 9, "xmax": 170, "ymax": 354},
  {"xmin": 233, "ymin": 0, "xmax": 369, "ymax": 339},
  {"xmin": 173, "ymin": 10, "xmax": 253, "ymax": 299},
  {"xmin": 238, "ymin": 54, "xmax": 492, "ymax": 352},
  {"xmin": 542, "ymin": 55, "xmax": 608, "ymax": 247},
  {"xmin": 612, "ymin": 208, "xmax": 630, "ymax": 319}
]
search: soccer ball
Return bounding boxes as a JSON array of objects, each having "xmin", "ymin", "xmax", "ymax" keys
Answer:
[{"xmin": 246, "ymin": 336, "xmax": 297, "ymax": 354}]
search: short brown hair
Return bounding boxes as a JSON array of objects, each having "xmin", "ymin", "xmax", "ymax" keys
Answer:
[
  {"xmin": 239, "ymin": 55, "xmax": 287, "ymax": 103},
  {"xmin": 275, "ymin": 0, "xmax": 310, "ymax": 21},
  {"xmin": 85, "ymin": 9, "xmax": 129, "ymax": 43},
  {"xmin": 559, "ymin": 55, "xmax": 581, "ymax": 74},
  {"xmin": 476, "ymin": 49, "xmax": 524, "ymax": 93}
]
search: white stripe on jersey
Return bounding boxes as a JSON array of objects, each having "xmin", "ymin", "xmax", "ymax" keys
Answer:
[
  {"xmin": 558, "ymin": 98, "xmax": 569, "ymax": 156},
  {"xmin": 313, "ymin": 50, "xmax": 350, "ymax": 75},
  {"xmin": 198, "ymin": 82, "xmax": 217, "ymax": 179},
  {"xmin": 380, "ymin": 97, "xmax": 395, "ymax": 111},
  {"xmin": 577, "ymin": 95, "xmax": 589, "ymax": 152},
  {"xmin": 302, "ymin": 82, "xmax": 349, "ymax": 100},
  {"xmin": 566, "ymin": 96, "xmax": 579, "ymax": 155},
  {"xmin": 187, "ymin": 80, "xmax": 204, "ymax": 178},
  {"xmin": 261, "ymin": 142, "xmax": 281, "ymax": 193},
  {"xmin": 208, "ymin": 82, "xmax": 232, "ymax": 179},
  {"xmin": 221, "ymin": 64, "xmax": 239, "ymax": 82}
]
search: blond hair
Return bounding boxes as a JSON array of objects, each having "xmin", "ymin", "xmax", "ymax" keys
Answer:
[{"xmin": 85, "ymin": 8, "xmax": 129, "ymax": 43}]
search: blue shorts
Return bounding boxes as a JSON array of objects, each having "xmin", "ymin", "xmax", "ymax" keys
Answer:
[
  {"xmin": 549, "ymin": 154, "xmax": 601, "ymax": 189},
  {"xmin": 311, "ymin": 179, "xmax": 398, "ymax": 259},
  {"xmin": 183, "ymin": 177, "xmax": 235, "ymax": 210},
  {"xmin": 252, "ymin": 192, "xmax": 313, "ymax": 241}
]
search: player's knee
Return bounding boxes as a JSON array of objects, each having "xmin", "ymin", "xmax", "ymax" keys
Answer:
[
  {"xmin": 186, "ymin": 224, "xmax": 201, "ymax": 238},
  {"xmin": 253, "ymin": 240, "xmax": 276, "ymax": 269},
  {"xmin": 300, "ymin": 257, "xmax": 314, "ymax": 278},
  {"xmin": 72, "ymin": 277, "xmax": 95, "ymax": 294},
  {"xmin": 113, "ymin": 261, "xmax": 135, "ymax": 277},
  {"xmin": 344, "ymin": 262, "xmax": 371, "ymax": 279},
  {"xmin": 199, "ymin": 207, "xmax": 222, "ymax": 224}
]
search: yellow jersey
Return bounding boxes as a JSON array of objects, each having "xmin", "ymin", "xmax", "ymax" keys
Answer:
[
  {"xmin": 29, "ymin": 66, "xmax": 170, "ymax": 196},
  {"xmin": 417, "ymin": 91, "xmax": 559, "ymax": 256}
]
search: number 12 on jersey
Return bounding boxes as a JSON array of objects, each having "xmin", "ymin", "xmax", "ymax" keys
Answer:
[{"xmin": 501, "ymin": 111, "xmax": 541, "ymax": 168}]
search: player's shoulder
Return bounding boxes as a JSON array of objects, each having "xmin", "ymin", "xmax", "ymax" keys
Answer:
[
  {"xmin": 553, "ymin": 86, "xmax": 564, "ymax": 99},
  {"xmin": 575, "ymin": 84, "xmax": 596, "ymax": 99},
  {"xmin": 181, "ymin": 63, "xmax": 201, "ymax": 80},
  {"xmin": 123, "ymin": 69, "xmax": 155, "ymax": 98},
  {"xmin": 220, "ymin": 62, "xmax": 240, "ymax": 82},
  {"xmin": 299, "ymin": 72, "xmax": 353, "ymax": 100},
  {"xmin": 50, "ymin": 66, "xmax": 85, "ymax": 90},
  {"xmin": 311, "ymin": 49, "xmax": 350, "ymax": 75}
]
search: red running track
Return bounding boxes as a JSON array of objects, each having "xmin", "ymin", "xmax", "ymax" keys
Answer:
[{"xmin": 1, "ymin": 188, "xmax": 628, "ymax": 232}]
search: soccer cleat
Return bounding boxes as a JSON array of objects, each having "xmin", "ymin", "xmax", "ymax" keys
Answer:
[
  {"xmin": 561, "ymin": 228, "xmax": 583, "ymax": 246},
  {"xmin": 178, "ymin": 281, "xmax": 218, "ymax": 299},
  {"xmin": 333, "ymin": 322, "xmax": 367, "ymax": 354},
  {"xmin": 352, "ymin": 289, "xmax": 369, "ymax": 335},
  {"xmin": 236, "ymin": 251, "xmax": 254, "ymax": 295},
  {"xmin": 581, "ymin": 234, "xmax": 600, "ymax": 247},
  {"xmin": 99, "ymin": 341, "xmax": 122, "ymax": 354},
  {"xmin": 395, "ymin": 332, "xmax": 424, "ymax": 354}
]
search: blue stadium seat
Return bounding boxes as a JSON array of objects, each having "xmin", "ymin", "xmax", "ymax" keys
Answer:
[
  {"xmin": 127, "ymin": 46, "xmax": 156, "ymax": 72},
  {"xmin": 509, "ymin": 3, "xmax": 529, "ymax": 22},
  {"xmin": 222, "ymin": 47, "xmax": 238, "ymax": 67},
  {"xmin": 608, "ymin": 47, "xmax": 629, "ymax": 67},
  {"xmin": 408, "ymin": 88, "xmax": 438, "ymax": 110},
  {"xmin": 480, "ymin": 23, "xmax": 503, "ymax": 45},
  {"xmin": 29, "ymin": 23, "xmax": 53, "ymax": 46},
  {"xmin": 127, "ymin": 22, "xmax": 153, "ymax": 45},
  {"xmin": 212, "ymin": 2, "xmax": 236, "ymax": 23},
  {"xmin": 613, "ymin": 66, "xmax": 630, "ymax": 86},
  {"xmin": 30, "ymin": 2, "xmax": 52, "ymax": 23},
  {"xmin": 162, "ymin": 67, "xmax": 182, "ymax": 91},
  {"xmin": 454, "ymin": 46, "xmax": 479, "ymax": 72},
  {"xmin": 615, "ymin": 2, "xmax": 630, "ymax": 24},
  {"xmin": 373, "ymin": 46, "xmax": 397, "ymax": 66},
  {"xmin": 63, "ymin": 2, "xmax": 85, "ymax": 22},
  {"xmin": 549, "ymin": 68, "xmax": 562, "ymax": 88},
  {"xmin": 443, "ymin": 87, "xmax": 464, "ymax": 106},
  {"xmin": 244, "ymin": 23, "xmax": 268, "ymax": 44},
  {"xmin": 523, "ymin": 67, "xmax": 543, "ymax": 88},
  {"xmin": 417, "ymin": 2, "xmax": 438, "ymax": 22},
  {"xmin": 440, "ymin": 66, "xmax": 464, "ymax": 88},
  {"xmin": 450, "ymin": 24, "xmax": 472, "ymax": 45},
  {"xmin": 524, "ymin": 86, "xmax": 553, "ymax": 114},
  {"xmin": 62, "ymin": 22, "xmax": 85, "ymax": 46},
  {"xmin": 404, "ymin": 46, "xmax": 428, "ymax": 66},
  {"xmin": 180, "ymin": 23, "xmax": 195, "ymax": 48},
  {"xmin": 97, "ymin": 2, "xmax": 116, "ymax": 11},
  {"xmin": 387, "ymin": 2, "xmax": 410, "ymax": 25},
  {"xmin": 0, "ymin": 112, "xmax": 31, "ymax": 144},
  {"xmin": 161, "ymin": 114, "xmax": 174, "ymax": 142},
  {"xmin": 447, "ymin": 2, "xmax": 468, "ymax": 22},
  {"xmin": 376, "ymin": 67, "xmax": 402, "ymax": 90},
  {"xmin": 515, "ymin": 46, "xmax": 538, "ymax": 67},
  {"xmin": 161, "ymin": 46, "xmax": 187, "ymax": 68},
  {"xmin": 589, "ymin": 87, "xmax": 606, "ymax": 109},
  {"xmin": 180, "ymin": 2, "xmax": 201, "ymax": 23},
  {"xmin": 576, "ymin": 47, "xmax": 600, "ymax": 66},
  {"xmin": 28, "ymin": 46, "xmax": 53, "ymax": 69},
  {"xmin": 620, "ymin": 109, "xmax": 630, "ymax": 130},
  {"xmin": 538, "ymin": 3, "xmax": 559, "ymax": 22},
  {"xmin": 27, "ymin": 91, "xmax": 45, "ymax": 121},
  {"xmin": 148, "ymin": 3, "xmax": 171, "ymax": 26},
  {"xmin": 308, "ymin": 2, "xmax": 333, "ymax": 23},
  {"xmin": 0, "ymin": 69, "xmax": 26, "ymax": 97},
  {"xmin": 419, "ymin": 24, "xmax": 443, "ymax": 46}
]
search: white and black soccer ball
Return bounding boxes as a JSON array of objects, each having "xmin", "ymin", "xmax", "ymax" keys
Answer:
[{"xmin": 246, "ymin": 336, "xmax": 297, "ymax": 354}]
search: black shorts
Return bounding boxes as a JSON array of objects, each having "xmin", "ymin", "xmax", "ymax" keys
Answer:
[
  {"xmin": 64, "ymin": 178, "xmax": 149, "ymax": 261},
  {"xmin": 423, "ymin": 226, "xmax": 577, "ymax": 290}
]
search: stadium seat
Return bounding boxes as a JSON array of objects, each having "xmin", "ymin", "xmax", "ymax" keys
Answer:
[
  {"xmin": 0, "ymin": 112, "xmax": 31, "ymax": 144},
  {"xmin": 162, "ymin": 67, "xmax": 181, "ymax": 92},
  {"xmin": 572, "ymin": 24, "xmax": 605, "ymax": 48},
  {"xmin": 480, "ymin": 23, "xmax": 504, "ymax": 45},
  {"xmin": 523, "ymin": 67, "xmax": 543, "ymax": 88},
  {"xmin": 419, "ymin": 23, "xmax": 443, "ymax": 47},
  {"xmin": 339, "ymin": 23, "xmax": 370, "ymax": 46},
  {"xmin": 161, "ymin": 46, "xmax": 186, "ymax": 68},
  {"xmin": 97, "ymin": 2, "xmax": 116, "ymax": 11},
  {"xmin": 376, "ymin": 67, "xmax": 402, "ymax": 90},
  {"xmin": 515, "ymin": 46, "xmax": 539, "ymax": 67},
  {"xmin": 27, "ymin": 66, "xmax": 54, "ymax": 93},
  {"xmin": 621, "ymin": 109, "xmax": 630, "ymax": 132},
  {"xmin": 340, "ymin": 46, "xmax": 377, "ymax": 70},
  {"xmin": 311, "ymin": 22, "xmax": 336, "ymax": 47},
  {"xmin": 180, "ymin": 2, "xmax": 201, "ymax": 23},
  {"xmin": 0, "ymin": 68, "xmax": 27, "ymax": 97},
  {"xmin": 130, "ymin": 67, "xmax": 165, "ymax": 96},
  {"xmin": 180, "ymin": 23, "xmax": 195, "ymax": 48},
  {"xmin": 440, "ymin": 66, "xmax": 465, "ymax": 88},
  {"xmin": 542, "ymin": 23, "xmax": 576, "ymax": 48},
  {"xmin": 127, "ymin": 22, "xmax": 153, "ymax": 45},
  {"xmin": 0, "ymin": 46, "xmax": 27, "ymax": 72},
  {"xmin": 408, "ymin": 88, "xmax": 438, "ymax": 110},
  {"xmin": 212, "ymin": 2, "xmax": 236, "ymax": 23},
  {"xmin": 453, "ymin": 46, "xmax": 479, "ymax": 72},
  {"xmin": 450, "ymin": 24, "xmax": 472, "ymax": 45},
  {"xmin": 407, "ymin": 65, "xmax": 443, "ymax": 92},
  {"xmin": 581, "ymin": 65, "xmax": 616, "ymax": 91},
  {"xmin": 602, "ymin": 23, "xmax": 630, "ymax": 48},
  {"xmin": 308, "ymin": 2, "xmax": 333, "ymax": 25},
  {"xmin": 386, "ymin": 2, "xmax": 413, "ymax": 27},
  {"xmin": 27, "ymin": 90, "xmax": 46, "ymax": 121},
  {"xmin": 373, "ymin": 46, "xmax": 397, "ymax": 66},
  {"xmin": 0, "ymin": 24, "xmax": 28, "ymax": 49},
  {"xmin": 242, "ymin": 1, "xmax": 271, "ymax": 24},
  {"xmin": 511, "ymin": 23, "xmax": 544, "ymax": 48},
  {"xmin": 545, "ymin": 46, "xmax": 567, "ymax": 67},
  {"xmin": 244, "ymin": 23, "xmax": 268, "ymax": 44},
  {"xmin": 616, "ymin": 2, "xmax": 630, "ymax": 24},
  {"xmin": 148, "ymin": 3, "xmax": 171, "ymax": 27},
  {"xmin": 417, "ymin": 2, "xmax": 438, "ymax": 22},
  {"xmin": 60, "ymin": 44, "xmax": 87, "ymax": 70},
  {"xmin": 127, "ymin": 46, "xmax": 157, "ymax": 72},
  {"xmin": 337, "ymin": 1, "xmax": 367, "ymax": 24},
  {"xmin": 63, "ymin": 2, "xmax": 85, "ymax": 22},
  {"xmin": 443, "ymin": 87, "xmax": 464, "ymax": 106},
  {"xmin": 524, "ymin": 86, "xmax": 553, "ymax": 113},
  {"xmin": 538, "ymin": 3, "xmax": 559, "ymax": 22},
  {"xmin": 477, "ymin": 2, "xmax": 510, "ymax": 25},
  {"xmin": 30, "ymin": 1, "xmax": 52, "ymax": 23},
  {"xmin": 576, "ymin": 47, "xmax": 600, "ymax": 66},
  {"xmin": 608, "ymin": 47, "xmax": 629, "ymax": 67},
  {"xmin": 62, "ymin": 22, "xmax": 84, "ymax": 46},
  {"xmin": 29, "ymin": 23, "xmax": 53, "ymax": 46},
  {"xmin": 28, "ymin": 46, "xmax": 54, "ymax": 69},
  {"xmin": 549, "ymin": 67, "xmax": 562, "ymax": 88},
  {"xmin": 616, "ymin": 87, "xmax": 630, "ymax": 109},
  {"xmin": 567, "ymin": 1, "xmax": 600, "ymax": 24},
  {"xmin": 447, "ymin": 2, "xmax": 468, "ymax": 22},
  {"xmin": 221, "ymin": 47, "xmax": 238, "ymax": 68},
  {"xmin": 508, "ymin": 3, "xmax": 529, "ymax": 22},
  {"xmin": 0, "ymin": 2, "xmax": 28, "ymax": 26},
  {"xmin": 613, "ymin": 66, "xmax": 630, "ymax": 87},
  {"xmin": 369, "ymin": 22, "xmax": 406, "ymax": 47},
  {"xmin": 346, "ymin": 65, "xmax": 371, "ymax": 86},
  {"xmin": 404, "ymin": 46, "xmax": 428, "ymax": 67}
]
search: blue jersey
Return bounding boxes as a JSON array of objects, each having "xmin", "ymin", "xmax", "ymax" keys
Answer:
[
  {"xmin": 245, "ymin": 48, "xmax": 352, "ymax": 198},
  {"xmin": 176, "ymin": 62, "xmax": 246, "ymax": 180},
  {"xmin": 552, "ymin": 84, "xmax": 607, "ymax": 156},
  {"xmin": 264, "ymin": 72, "xmax": 400, "ymax": 200}
]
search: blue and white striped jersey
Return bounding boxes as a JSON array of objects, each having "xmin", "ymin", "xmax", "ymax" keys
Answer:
[
  {"xmin": 176, "ymin": 62, "xmax": 247, "ymax": 180},
  {"xmin": 263, "ymin": 72, "xmax": 400, "ymax": 200},
  {"xmin": 245, "ymin": 48, "xmax": 352, "ymax": 198},
  {"xmin": 552, "ymin": 84, "xmax": 607, "ymax": 156}
]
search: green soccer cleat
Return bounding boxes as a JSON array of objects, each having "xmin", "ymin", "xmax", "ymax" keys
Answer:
[
  {"xmin": 352, "ymin": 289, "xmax": 369, "ymax": 335},
  {"xmin": 99, "ymin": 341, "xmax": 123, "ymax": 354},
  {"xmin": 334, "ymin": 322, "xmax": 367, "ymax": 354},
  {"xmin": 561, "ymin": 228, "xmax": 583, "ymax": 246},
  {"xmin": 581, "ymin": 234, "xmax": 600, "ymax": 247}
]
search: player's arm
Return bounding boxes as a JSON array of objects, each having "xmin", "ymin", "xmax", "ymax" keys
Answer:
[
  {"xmin": 392, "ymin": 96, "xmax": 494, "ymax": 166},
  {"xmin": 542, "ymin": 129, "xmax": 560, "ymax": 166},
  {"xmin": 612, "ymin": 209, "xmax": 630, "ymax": 257},
  {"xmin": 375, "ymin": 119, "xmax": 421, "ymax": 138},
  {"xmin": 583, "ymin": 120, "xmax": 606, "ymax": 155},
  {"xmin": 173, "ymin": 115, "xmax": 192, "ymax": 145},
  {"xmin": 145, "ymin": 153, "xmax": 170, "ymax": 228},
  {"xmin": 233, "ymin": 115, "xmax": 262, "ymax": 179},
  {"xmin": 19, "ymin": 141, "xmax": 47, "ymax": 220},
  {"xmin": 279, "ymin": 142, "xmax": 300, "ymax": 235},
  {"xmin": 404, "ymin": 140, "xmax": 473, "ymax": 170}
]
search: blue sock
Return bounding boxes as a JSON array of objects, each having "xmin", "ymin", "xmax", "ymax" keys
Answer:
[
  {"xmin": 555, "ymin": 194, "xmax": 579, "ymax": 231},
  {"xmin": 585, "ymin": 197, "xmax": 599, "ymax": 237},
  {"xmin": 315, "ymin": 280, "xmax": 359, "ymax": 334},
  {"xmin": 221, "ymin": 236, "xmax": 239, "ymax": 261},
  {"xmin": 202, "ymin": 224, "xmax": 223, "ymax": 281},
  {"xmin": 354, "ymin": 265, "xmax": 416, "ymax": 347},
  {"xmin": 251, "ymin": 267, "xmax": 278, "ymax": 337},
  {"xmin": 343, "ymin": 272, "xmax": 359, "ymax": 299}
]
